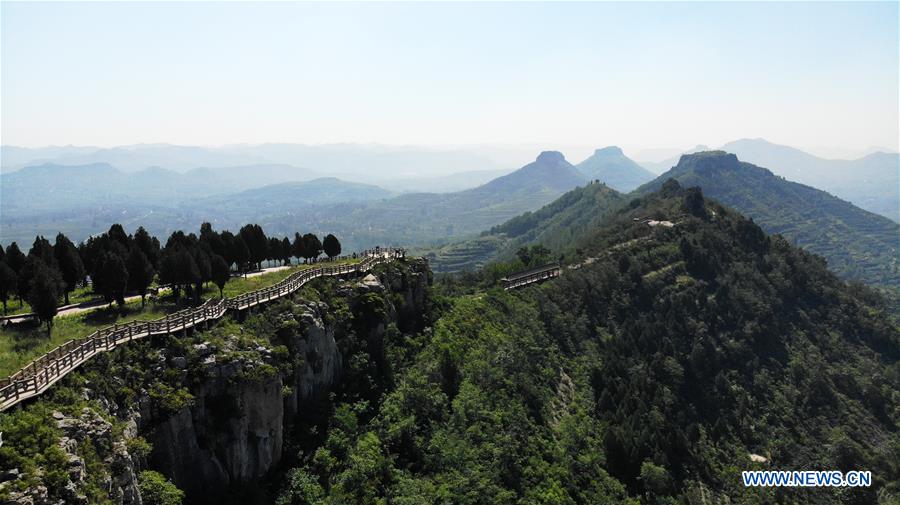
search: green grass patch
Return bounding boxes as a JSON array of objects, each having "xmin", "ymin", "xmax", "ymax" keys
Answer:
[
  {"xmin": 220, "ymin": 259, "xmax": 356, "ymax": 298},
  {"xmin": 2, "ymin": 285, "xmax": 100, "ymax": 316},
  {"xmin": 0, "ymin": 300, "xmax": 173, "ymax": 378},
  {"xmin": 0, "ymin": 258, "xmax": 361, "ymax": 379}
]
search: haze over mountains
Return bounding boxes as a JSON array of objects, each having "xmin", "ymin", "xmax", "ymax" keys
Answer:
[
  {"xmin": 639, "ymin": 139, "xmax": 899, "ymax": 221},
  {"xmin": 2, "ymin": 140, "xmax": 897, "ymax": 286},
  {"xmin": 638, "ymin": 152, "xmax": 900, "ymax": 290},
  {"xmin": 575, "ymin": 146, "xmax": 656, "ymax": 192},
  {"xmin": 424, "ymin": 150, "xmax": 898, "ymax": 301}
]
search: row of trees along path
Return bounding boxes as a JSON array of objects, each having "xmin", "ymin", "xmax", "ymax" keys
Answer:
[
  {"xmin": 0, "ymin": 223, "xmax": 345, "ymax": 329},
  {"xmin": 0, "ymin": 247, "xmax": 405, "ymax": 412}
]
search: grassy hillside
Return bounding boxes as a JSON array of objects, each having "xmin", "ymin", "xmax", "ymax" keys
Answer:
[{"xmin": 637, "ymin": 151, "xmax": 900, "ymax": 290}]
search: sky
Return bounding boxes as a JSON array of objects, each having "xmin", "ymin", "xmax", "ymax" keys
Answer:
[{"xmin": 2, "ymin": 1, "xmax": 898, "ymax": 158}]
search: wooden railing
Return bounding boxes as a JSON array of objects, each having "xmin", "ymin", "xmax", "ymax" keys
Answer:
[
  {"xmin": 0, "ymin": 248, "xmax": 405, "ymax": 411},
  {"xmin": 500, "ymin": 263, "xmax": 561, "ymax": 290}
]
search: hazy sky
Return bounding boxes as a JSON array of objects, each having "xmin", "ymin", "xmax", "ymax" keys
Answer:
[{"xmin": 2, "ymin": 1, "xmax": 898, "ymax": 155}]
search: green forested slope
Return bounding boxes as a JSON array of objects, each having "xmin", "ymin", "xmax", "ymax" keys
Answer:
[
  {"xmin": 278, "ymin": 182, "xmax": 900, "ymax": 504},
  {"xmin": 425, "ymin": 181, "xmax": 624, "ymax": 272},
  {"xmin": 637, "ymin": 151, "xmax": 900, "ymax": 290}
]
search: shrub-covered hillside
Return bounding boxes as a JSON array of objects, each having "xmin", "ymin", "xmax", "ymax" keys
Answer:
[
  {"xmin": 638, "ymin": 151, "xmax": 900, "ymax": 290},
  {"xmin": 279, "ymin": 181, "xmax": 899, "ymax": 504}
]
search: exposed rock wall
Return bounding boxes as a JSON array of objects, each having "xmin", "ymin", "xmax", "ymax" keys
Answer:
[
  {"xmin": 144, "ymin": 258, "xmax": 430, "ymax": 500},
  {"xmin": 1, "ymin": 258, "xmax": 430, "ymax": 505}
]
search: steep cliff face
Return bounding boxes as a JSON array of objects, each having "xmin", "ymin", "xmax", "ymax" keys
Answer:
[
  {"xmin": 143, "ymin": 259, "xmax": 430, "ymax": 500},
  {"xmin": 0, "ymin": 258, "xmax": 431, "ymax": 505}
]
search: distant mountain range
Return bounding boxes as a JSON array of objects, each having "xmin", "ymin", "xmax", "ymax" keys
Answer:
[
  {"xmin": 575, "ymin": 146, "xmax": 656, "ymax": 192},
  {"xmin": 721, "ymin": 138, "xmax": 899, "ymax": 221},
  {"xmin": 0, "ymin": 162, "xmax": 317, "ymax": 215},
  {"xmin": 639, "ymin": 139, "xmax": 899, "ymax": 221},
  {"xmin": 3, "ymin": 142, "xmax": 897, "ymax": 290},
  {"xmin": 0, "ymin": 143, "xmax": 509, "ymax": 179},
  {"xmin": 260, "ymin": 151, "xmax": 590, "ymax": 249},
  {"xmin": 191, "ymin": 178, "xmax": 393, "ymax": 218},
  {"xmin": 637, "ymin": 151, "xmax": 899, "ymax": 289},
  {"xmin": 0, "ymin": 150, "xmax": 589, "ymax": 250},
  {"xmin": 429, "ymin": 149, "xmax": 899, "ymax": 295}
]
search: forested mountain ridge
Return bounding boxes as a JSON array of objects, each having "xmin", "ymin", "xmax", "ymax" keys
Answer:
[
  {"xmin": 721, "ymin": 139, "xmax": 899, "ymax": 221},
  {"xmin": 637, "ymin": 151, "xmax": 900, "ymax": 291},
  {"xmin": 0, "ymin": 152, "xmax": 585, "ymax": 252},
  {"xmin": 423, "ymin": 181, "xmax": 624, "ymax": 272},
  {"xmin": 3, "ymin": 183, "xmax": 898, "ymax": 504},
  {"xmin": 263, "ymin": 151, "xmax": 589, "ymax": 250},
  {"xmin": 279, "ymin": 182, "xmax": 898, "ymax": 503}
]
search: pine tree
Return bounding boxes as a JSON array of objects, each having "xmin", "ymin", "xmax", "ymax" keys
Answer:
[
  {"xmin": 5, "ymin": 242, "xmax": 27, "ymax": 302},
  {"xmin": 292, "ymin": 233, "xmax": 307, "ymax": 263},
  {"xmin": 210, "ymin": 254, "xmax": 231, "ymax": 297},
  {"xmin": 281, "ymin": 237, "xmax": 292, "ymax": 266},
  {"xmin": 323, "ymin": 234, "xmax": 342, "ymax": 259},
  {"xmin": 25, "ymin": 261, "xmax": 64, "ymax": 334},
  {"xmin": 54, "ymin": 233, "xmax": 86, "ymax": 305},
  {"xmin": 0, "ymin": 261, "xmax": 16, "ymax": 314},
  {"xmin": 126, "ymin": 246, "xmax": 155, "ymax": 307},
  {"xmin": 303, "ymin": 233, "xmax": 322, "ymax": 263},
  {"xmin": 99, "ymin": 253, "xmax": 129, "ymax": 307},
  {"xmin": 134, "ymin": 226, "xmax": 161, "ymax": 269}
]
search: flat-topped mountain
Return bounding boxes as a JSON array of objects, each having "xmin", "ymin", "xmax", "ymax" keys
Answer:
[
  {"xmin": 251, "ymin": 151, "xmax": 590, "ymax": 249},
  {"xmin": 467, "ymin": 150, "xmax": 587, "ymax": 195},
  {"xmin": 637, "ymin": 151, "xmax": 900, "ymax": 289},
  {"xmin": 575, "ymin": 146, "xmax": 655, "ymax": 192},
  {"xmin": 721, "ymin": 138, "xmax": 899, "ymax": 220}
]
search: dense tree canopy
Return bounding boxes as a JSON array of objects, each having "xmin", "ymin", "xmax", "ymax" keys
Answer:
[
  {"xmin": 271, "ymin": 186, "xmax": 899, "ymax": 505},
  {"xmin": 323, "ymin": 234, "xmax": 341, "ymax": 259},
  {"xmin": 3, "ymin": 223, "xmax": 343, "ymax": 330},
  {"xmin": 25, "ymin": 260, "xmax": 65, "ymax": 333}
]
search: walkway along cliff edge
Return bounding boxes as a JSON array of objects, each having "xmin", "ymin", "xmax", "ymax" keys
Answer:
[{"xmin": 0, "ymin": 248, "xmax": 405, "ymax": 412}]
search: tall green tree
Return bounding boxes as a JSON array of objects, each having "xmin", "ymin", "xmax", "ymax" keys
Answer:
[
  {"xmin": 126, "ymin": 246, "xmax": 155, "ymax": 307},
  {"xmin": 302, "ymin": 233, "xmax": 322, "ymax": 263},
  {"xmin": 292, "ymin": 233, "xmax": 307, "ymax": 263},
  {"xmin": 5, "ymin": 242, "xmax": 26, "ymax": 302},
  {"xmin": 281, "ymin": 237, "xmax": 292, "ymax": 266},
  {"xmin": 267, "ymin": 237, "xmax": 283, "ymax": 267},
  {"xmin": 210, "ymin": 254, "xmax": 231, "ymax": 297},
  {"xmin": 53, "ymin": 233, "xmax": 86, "ymax": 305},
  {"xmin": 200, "ymin": 223, "xmax": 226, "ymax": 259},
  {"xmin": 239, "ymin": 224, "xmax": 268, "ymax": 270},
  {"xmin": 192, "ymin": 249, "xmax": 211, "ymax": 303},
  {"xmin": 159, "ymin": 248, "xmax": 200, "ymax": 302},
  {"xmin": 323, "ymin": 234, "xmax": 342, "ymax": 259},
  {"xmin": 0, "ymin": 261, "xmax": 16, "ymax": 314},
  {"xmin": 28, "ymin": 236, "xmax": 57, "ymax": 269},
  {"xmin": 133, "ymin": 226, "xmax": 161, "ymax": 269},
  {"xmin": 5, "ymin": 242, "xmax": 26, "ymax": 274},
  {"xmin": 25, "ymin": 260, "xmax": 64, "ymax": 334},
  {"xmin": 107, "ymin": 223, "xmax": 130, "ymax": 247},
  {"xmin": 98, "ymin": 253, "xmax": 129, "ymax": 307},
  {"xmin": 231, "ymin": 236, "xmax": 251, "ymax": 276}
]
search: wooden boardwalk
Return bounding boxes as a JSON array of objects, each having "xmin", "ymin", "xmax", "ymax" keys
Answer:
[
  {"xmin": 501, "ymin": 263, "xmax": 561, "ymax": 290},
  {"xmin": 0, "ymin": 248, "xmax": 404, "ymax": 412}
]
